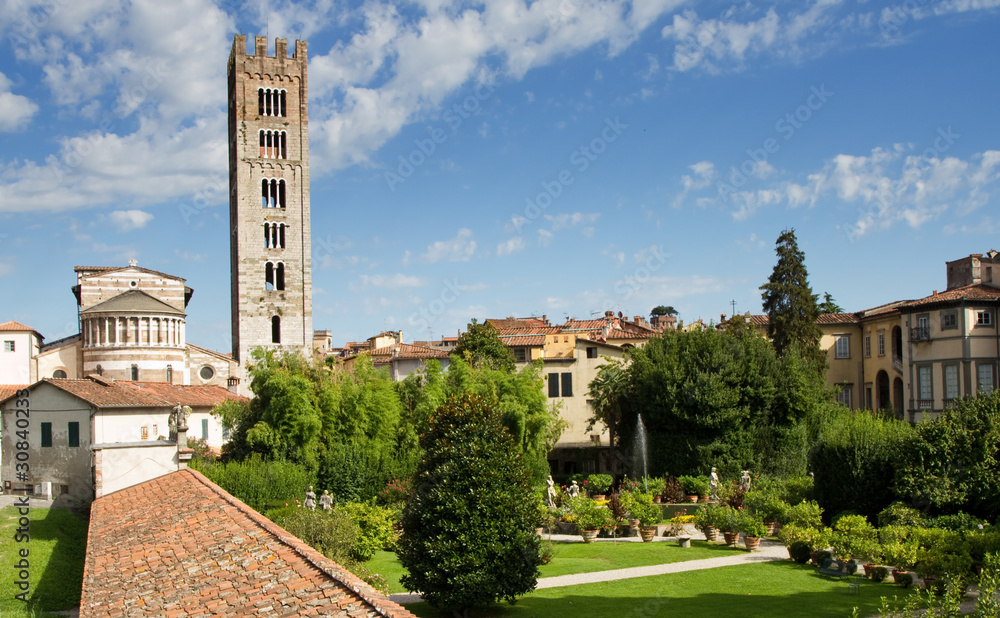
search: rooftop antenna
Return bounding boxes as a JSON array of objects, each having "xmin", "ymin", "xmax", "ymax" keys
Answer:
[{"xmin": 730, "ymin": 299, "xmax": 737, "ymax": 315}]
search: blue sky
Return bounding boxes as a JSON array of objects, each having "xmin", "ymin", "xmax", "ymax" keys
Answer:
[{"xmin": 1, "ymin": 0, "xmax": 999, "ymax": 354}]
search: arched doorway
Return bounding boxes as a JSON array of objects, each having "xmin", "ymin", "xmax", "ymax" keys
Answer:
[
  {"xmin": 876, "ymin": 370, "xmax": 891, "ymax": 412},
  {"xmin": 893, "ymin": 377, "xmax": 904, "ymax": 420}
]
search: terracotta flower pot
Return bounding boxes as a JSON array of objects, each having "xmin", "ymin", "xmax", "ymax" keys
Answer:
[
  {"xmin": 764, "ymin": 520, "xmax": 778, "ymax": 536},
  {"xmin": 704, "ymin": 526, "xmax": 720, "ymax": 542},
  {"xmin": 580, "ymin": 529, "xmax": 599, "ymax": 543},
  {"xmin": 639, "ymin": 526, "xmax": 657, "ymax": 542},
  {"xmin": 744, "ymin": 536, "xmax": 761, "ymax": 551},
  {"xmin": 687, "ymin": 495, "xmax": 699, "ymax": 503},
  {"xmin": 723, "ymin": 531, "xmax": 740, "ymax": 547}
]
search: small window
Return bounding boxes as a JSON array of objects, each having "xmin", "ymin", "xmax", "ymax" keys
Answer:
[
  {"xmin": 944, "ymin": 364, "xmax": 960, "ymax": 400},
  {"xmin": 877, "ymin": 332, "xmax": 885, "ymax": 356},
  {"xmin": 41, "ymin": 422, "xmax": 52, "ymax": 448},
  {"xmin": 835, "ymin": 335, "xmax": 850, "ymax": 359},
  {"xmin": 130, "ymin": 364, "xmax": 139, "ymax": 381},
  {"xmin": 941, "ymin": 310, "xmax": 958, "ymax": 330},
  {"xmin": 863, "ymin": 334, "xmax": 871, "ymax": 358},
  {"xmin": 979, "ymin": 364, "xmax": 995, "ymax": 393},
  {"xmin": 166, "ymin": 365, "xmax": 173, "ymax": 382},
  {"xmin": 561, "ymin": 373, "xmax": 573, "ymax": 397},
  {"xmin": 586, "ymin": 347, "xmax": 598, "ymax": 359},
  {"xmin": 202, "ymin": 418, "xmax": 209, "ymax": 441},
  {"xmin": 513, "ymin": 347, "xmax": 527, "ymax": 363},
  {"xmin": 836, "ymin": 384, "xmax": 852, "ymax": 408},
  {"xmin": 547, "ymin": 372, "xmax": 559, "ymax": 398},
  {"xmin": 3, "ymin": 340, "xmax": 14, "ymax": 352},
  {"xmin": 200, "ymin": 365, "xmax": 215, "ymax": 380},
  {"xmin": 976, "ymin": 311, "xmax": 993, "ymax": 326},
  {"xmin": 271, "ymin": 316, "xmax": 281, "ymax": 344},
  {"xmin": 52, "ymin": 369, "xmax": 67, "ymax": 379},
  {"xmin": 140, "ymin": 426, "xmax": 149, "ymax": 440},
  {"xmin": 68, "ymin": 422, "xmax": 80, "ymax": 448},
  {"xmin": 223, "ymin": 425, "xmax": 231, "ymax": 440}
]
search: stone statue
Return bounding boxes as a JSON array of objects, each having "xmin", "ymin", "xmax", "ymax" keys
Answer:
[
  {"xmin": 304, "ymin": 486, "xmax": 317, "ymax": 511},
  {"xmin": 319, "ymin": 490, "xmax": 332, "ymax": 511},
  {"xmin": 709, "ymin": 467, "xmax": 719, "ymax": 500},
  {"xmin": 546, "ymin": 475, "xmax": 556, "ymax": 507},
  {"xmin": 740, "ymin": 470, "xmax": 751, "ymax": 493},
  {"xmin": 567, "ymin": 480, "xmax": 580, "ymax": 498}
]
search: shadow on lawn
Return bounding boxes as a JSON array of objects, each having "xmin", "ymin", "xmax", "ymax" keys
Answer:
[
  {"xmin": 403, "ymin": 561, "xmax": 904, "ymax": 618},
  {"xmin": 27, "ymin": 507, "xmax": 89, "ymax": 614}
]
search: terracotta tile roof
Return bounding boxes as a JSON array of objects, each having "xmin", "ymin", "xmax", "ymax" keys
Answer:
[
  {"xmin": 370, "ymin": 343, "xmax": 450, "ymax": 360},
  {"xmin": 80, "ymin": 289, "xmax": 185, "ymax": 316},
  {"xmin": 75, "ymin": 265, "xmax": 186, "ymax": 282},
  {"xmin": 40, "ymin": 333, "xmax": 80, "ymax": 352},
  {"xmin": 187, "ymin": 343, "xmax": 235, "ymax": 360},
  {"xmin": 857, "ymin": 299, "xmax": 910, "ymax": 318},
  {"xmin": 817, "ymin": 313, "xmax": 860, "ymax": 325},
  {"xmin": 80, "ymin": 469, "xmax": 413, "ymax": 618},
  {"xmin": 905, "ymin": 283, "xmax": 1000, "ymax": 308},
  {"xmin": 0, "ymin": 320, "xmax": 37, "ymax": 332},
  {"xmin": 495, "ymin": 327, "xmax": 561, "ymax": 347},
  {"xmin": 9, "ymin": 377, "xmax": 247, "ymax": 409},
  {"xmin": 0, "ymin": 385, "xmax": 28, "ymax": 402},
  {"xmin": 486, "ymin": 317, "xmax": 551, "ymax": 330}
]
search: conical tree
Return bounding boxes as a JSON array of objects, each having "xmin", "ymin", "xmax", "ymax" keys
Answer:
[
  {"xmin": 759, "ymin": 229, "xmax": 824, "ymax": 371},
  {"xmin": 398, "ymin": 392, "xmax": 539, "ymax": 615}
]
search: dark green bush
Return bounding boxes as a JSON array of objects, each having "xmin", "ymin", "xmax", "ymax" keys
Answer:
[
  {"xmin": 926, "ymin": 511, "xmax": 988, "ymax": 533},
  {"xmin": 878, "ymin": 501, "xmax": 925, "ymax": 528},
  {"xmin": 270, "ymin": 508, "xmax": 358, "ymax": 564},
  {"xmin": 398, "ymin": 393, "xmax": 540, "ymax": 613},
  {"xmin": 789, "ymin": 540, "xmax": 811, "ymax": 564},
  {"xmin": 871, "ymin": 566, "xmax": 889, "ymax": 583},
  {"xmin": 895, "ymin": 572, "xmax": 913, "ymax": 588},
  {"xmin": 318, "ymin": 443, "xmax": 416, "ymax": 504},
  {"xmin": 814, "ymin": 550, "xmax": 833, "ymax": 566},
  {"xmin": 339, "ymin": 500, "xmax": 398, "ymax": 561}
]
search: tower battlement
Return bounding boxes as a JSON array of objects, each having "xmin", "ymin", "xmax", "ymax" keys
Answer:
[{"xmin": 230, "ymin": 34, "xmax": 306, "ymax": 63}]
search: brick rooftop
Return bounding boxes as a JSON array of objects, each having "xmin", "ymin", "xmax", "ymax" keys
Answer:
[{"xmin": 80, "ymin": 468, "xmax": 414, "ymax": 617}]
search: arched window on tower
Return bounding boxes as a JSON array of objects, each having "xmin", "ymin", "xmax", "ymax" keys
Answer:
[
  {"xmin": 271, "ymin": 316, "xmax": 281, "ymax": 344},
  {"xmin": 130, "ymin": 364, "xmax": 139, "ymax": 381},
  {"xmin": 265, "ymin": 262, "xmax": 275, "ymax": 291},
  {"xmin": 264, "ymin": 223, "xmax": 271, "ymax": 248},
  {"xmin": 260, "ymin": 179, "xmax": 285, "ymax": 208},
  {"xmin": 166, "ymin": 365, "xmax": 173, "ymax": 383},
  {"xmin": 279, "ymin": 223, "xmax": 286, "ymax": 248},
  {"xmin": 276, "ymin": 262, "xmax": 285, "ymax": 290},
  {"xmin": 258, "ymin": 131, "xmax": 288, "ymax": 159},
  {"xmin": 257, "ymin": 88, "xmax": 287, "ymax": 117}
]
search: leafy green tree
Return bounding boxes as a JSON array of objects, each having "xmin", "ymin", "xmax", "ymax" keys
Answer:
[
  {"xmin": 894, "ymin": 390, "xmax": 1000, "ymax": 520},
  {"xmin": 759, "ymin": 229, "xmax": 824, "ymax": 371},
  {"xmin": 399, "ymin": 393, "xmax": 540, "ymax": 615},
  {"xmin": 818, "ymin": 292, "xmax": 844, "ymax": 314},
  {"xmin": 651, "ymin": 305, "xmax": 678, "ymax": 316},
  {"xmin": 587, "ymin": 358, "xmax": 628, "ymax": 474},
  {"xmin": 453, "ymin": 318, "xmax": 516, "ymax": 372}
]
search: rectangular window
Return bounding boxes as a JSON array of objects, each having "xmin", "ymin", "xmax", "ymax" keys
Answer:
[
  {"xmin": 979, "ymin": 364, "xmax": 995, "ymax": 393},
  {"xmin": 140, "ymin": 426, "xmax": 149, "ymax": 440},
  {"xmin": 835, "ymin": 335, "xmax": 850, "ymax": 359},
  {"xmin": 944, "ymin": 364, "xmax": 959, "ymax": 401},
  {"xmin": 863, "ymin": 334, "xmax": 871, "ymax": 358},
  {"xmin": 68, "ymin": 422, "xmax": 79, "ymax": 448},
  {"xmin": 561, "ymin": 373, "xmax": 573, "ymax": 397},
  {"xmin": 918, "ymin": 366, "xmax": 933, "ymax": 409},
  {"xmin": 222, "ymin": 425, "xmax": 231, "ymax": 440},
  {"xmin": 513, "ymin": 347, "xmax": 527, "ymax": 363},
  {"xmin": 202, "ymin": 418, "xmax": 209, "ymax": 441},
  {"xmin": 877, "ymin": 332, "xmax": 885, "ymax": 356},
  {"xmin": 865, "ymin": 385, "xmax": 873, "ymax": 411},
  {"xmin": 586, "ymin": 347, "xmax": 598, "ymax": 359},
  {"xmin": 914, "ymin": 315, "xmax": 930, "ymax": 340},
  {"xmin": 548, "ymin": 373, "xmax": 559, "ymax": 398},
  {"xmin": 941, "ymin": 310, "xmax": 958, "ymax": 330},
  {"xmin": 976, "ymin": 311, "xmax": 993, "ymax": 326},
  {"xmin": 41, "ymin": 422, "xmax": 52, "ymax": 448},
  {"xmin": 3, "ymin": 340, "xmax": 13, "ymax": 352},
  {"xmin": 836, "ymin": 384, "xmax": 852, "ymax": 408}
]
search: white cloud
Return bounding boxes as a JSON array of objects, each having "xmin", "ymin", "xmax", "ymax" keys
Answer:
[
  {"xmin": 672, "ymin": 160, "xmax": 715, "ymax": 207},
  {"xmin": 0, "ymin": 72, "xmax": 37, "ymax": 131},
  {"xmin": 538, "ymin": 229, "xmax": 554, "ymax": 246},
  {"xmin": 421, "ymin": 228, "xmax": 477, "ymax": 262},
  {"xmin": 109, "ymin": 209, "xmax": 154, "ymax": 231},
  {"xmin": 496, "ymin": 236, "xmax": 525, "ymax": 257},
  {"xmin": 545, "ymin": 212, "xmax": 600, "ymax": 230},
  {"xmin": 357, "ymin": 273, "xmax": 428, "ymax": 289}
]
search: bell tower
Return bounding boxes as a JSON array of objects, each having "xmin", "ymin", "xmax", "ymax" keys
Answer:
[{"xmin": 228, "ymin": 35, "xmax": 312, "ymax": 368}]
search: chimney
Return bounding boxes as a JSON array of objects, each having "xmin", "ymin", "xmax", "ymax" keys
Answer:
[
  {"xmin": 933, "ymin": 290, "xmax": 938, "ymax": 296},
  {"xmin": 174, "ymin": 404, "xmax": 193, "ymax": 470},
  {"xmin": 721, "ymin": 314, "xmax": 727, "ymax": 322}
]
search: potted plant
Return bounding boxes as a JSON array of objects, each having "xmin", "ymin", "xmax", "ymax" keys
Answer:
[
  {"xmin": 586, "ymin": 474, "xmax": 612, "ymax": 499},
  {"xmin": 739, "ymin": 511, "xmax": 768, "ymax": 551},
  {"xmin": 568, "ymin": 495, "xmax": 612, "ymax": 542},
  {"xmin": 882, "ymin": 539, "xmax": 918, "ymax": 581},
  {"xmin": 627, "ymin": 492, "xmax": 662, "ymax": 542},
  {"xmin": 716, "ymin": 505, "xmax": 742, "ymax": 547},
  {"xmin": 642, "ymin": 476, "xmax": 667, "ymax": 503},
  {"xmin": 694, "ymin": 504, "xmax": 721, "ymax": 542},
  {"xmin": 831, "ymin": 514, "xmax": 876, "ymax": 562}
]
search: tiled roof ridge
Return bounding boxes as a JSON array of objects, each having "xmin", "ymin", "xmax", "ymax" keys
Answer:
[
  {"xmin": 74, "ymin": 265, "xmax": 187, "ymax": 281},
  {"xmin": 0, "ymin": 320, "xmax": 38, "ymax": 332},
  {"xmin": 183, "ymin": 469, "xmax": 413, "ymax": 617}
]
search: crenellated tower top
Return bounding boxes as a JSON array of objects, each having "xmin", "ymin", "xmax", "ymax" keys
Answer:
[{"xmin": 230, "ymin": 35, "xmax": 307, "ymax": 63}]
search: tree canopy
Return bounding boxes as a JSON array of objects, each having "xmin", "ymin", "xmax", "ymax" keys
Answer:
[
  {"xmin": 818, "ymin": 292, "xmax": 844, "ymax": 314},
  {"xmin": 759, "ymin": 228, "xmax": 824, "ymax": 371},
  {"xmin": 651, "ymin": 305, "xmax": 678, "ymax": 316},
  {"xmin": 453, "ymin": 318, "xmax": 516, "ymax": 372}
]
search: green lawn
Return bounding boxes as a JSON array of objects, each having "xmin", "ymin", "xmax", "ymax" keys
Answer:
[
  {"xmin": 402, "ymin": 561, "xmax": 916, "ymax": 617},
  {"xmin": 0, "ymin": 506, "xmax": 89, "ymax": 618},
  {"xmin": 368, "ymin": 539, "xmax": 744, "ymax": 594}
]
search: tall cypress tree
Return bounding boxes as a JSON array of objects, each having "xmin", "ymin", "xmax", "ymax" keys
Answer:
[{"xmin": 759, "ymin": 229, "xmax": 824, "ymax": 371}]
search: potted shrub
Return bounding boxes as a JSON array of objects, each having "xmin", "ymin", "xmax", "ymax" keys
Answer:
[
  {"xmin": 780, "ymin": 500, "xmax": 823, "ymax": 529},
  {"xmin": 831, "ymin": 514, "xmax": 876, "ymax": 562},
  {"xmin": 694, "ymin": 504, "xmax": 721, "ymax": 542},
  {"xmin": 662, "ymin": 475, "xmax": 686, "ymax": 504},
  {"xmin": 739, "ymin": 511, "xmax": 768, "ymax": 551},
  {"xmin": 642, "ymin": 476, "xmax": 667, "ymax": 503},
  {"xmin": 678, "ymin": 476, "xmax": 701, "ymax": 502},
  {"xmin": 568, "ymin": 495, "xmax": 612, "ymax": 542},
  {"xmin": 627, "ymin": 492, "xmax": 662, "ymax": 542},
  {"xmin": 716, "ymin": 505, "xmax": 742, "ymax": 547},
  {"xmin": 882, "ymin": 539, "xmax": 919, "ymax": 580},
  {"xmin": 586, "ymin": 474, "xmax": 612, "ymax": 499}
]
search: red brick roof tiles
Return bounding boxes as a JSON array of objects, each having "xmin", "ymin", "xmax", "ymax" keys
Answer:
[
  {"xmin": 369, "ymin": 343, "xmax": 450, "ymax": 360},
  {"xmin": 0, "ymin": 320, "xmax": 38, "ymax": 332},
  {"xmin": 905, "ymin": 283, "xmax": 1000, "ymax": 308},
  {"xmin": 0, "ymin": 385, "xmax": 28, "ymax": 402},
  {"xmin": 80, "ymin": 469, "xmax": 414, "ymax": 618},
  {"xmin": 23, "ymin": 378, "xmax": 246, "ymax": 409}
]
